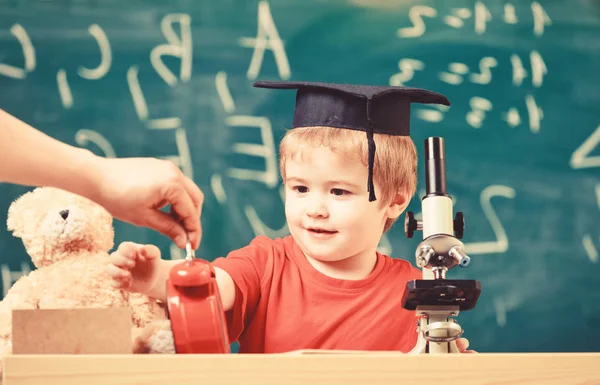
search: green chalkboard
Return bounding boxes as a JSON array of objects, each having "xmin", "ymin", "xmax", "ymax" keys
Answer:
[{"xmin": 0, "ymin": 0, "xmax": 599, "ymax": 353}]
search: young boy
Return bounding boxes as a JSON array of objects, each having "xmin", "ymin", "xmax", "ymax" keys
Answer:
[{"xmin": 107, "ymin": 81, "xmax": 472, "ymax": 353}]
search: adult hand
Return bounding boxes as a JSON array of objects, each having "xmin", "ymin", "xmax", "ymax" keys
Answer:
[{"xmin": 91, "ymin": 157, "xmax": 203, "ymax": 249}]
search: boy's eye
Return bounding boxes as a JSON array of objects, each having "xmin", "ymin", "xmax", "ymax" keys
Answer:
[
  {"xmin": 331, "ymin": 188, "xmax": 349, "ymax": 196},
  {"xmin": 293, "ymin": 186, "xmax": 309, "ymax": 193}
]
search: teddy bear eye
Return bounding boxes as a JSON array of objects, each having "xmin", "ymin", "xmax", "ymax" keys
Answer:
[{"xmin": 59, "ymin": 210, "xmax": 69, "ymax": 220}]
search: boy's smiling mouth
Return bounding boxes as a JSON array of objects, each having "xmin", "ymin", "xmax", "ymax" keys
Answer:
[{"xmin": 305, "ymin": 226, "xmax": 338, "ymax": 236}]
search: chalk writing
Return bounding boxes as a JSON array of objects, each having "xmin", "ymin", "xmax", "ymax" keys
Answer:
[
  {"xmin": 215, "ymin": 71, "xmax": 236, "ymax": 114},
  {"xmin": 493, "ymin": 292, "xmax": 523, "ymax": 327},
  {"xmin": 572, "ymin": 127, "xmax": 600, "ymax": 264},
  {"xmin": 74, "ymin": 129, "xmax": 116, "ymax": 158},
  {"xmin": 56, "ymin": 69, "xmax": 73, "ymax": 109},
  {"xmin": 244, "ymin": 186, "xmax": 288, "ymax": 238},
  {"xmin": 494, "ymin": 297, "xmax": 508, "ymax": 327},
  {"xmin": 398, "ymin": 2, "xmax": 552, "ymax": 37},
  {"xmin": 582, "ymin": 234, "xmax": 599, "ymax": 263},
  {"xmin": 397, "ymin": 6, "xmax": 437, "ymax": 38},
  {"xmin": 443, "ymin": 7, "xmax": 471, "ymax": 29},
  {"xmin": 470, "ymin": 57, "xmax": 498, "ymax": 85},
  {"xmin": 463, "ymin": 185, "xmax": 516, "ymax": 255},
  {"xmin": 211, "ymin": 174, "xmax": 228, "ymax": 204},
  {"xmin": 503, "ymin": 94, "xmax": 544, "ymax": 133},
  {"xmin": 570, "ymin": 125, "xmax": 600, "ymax": 170},
  {"xmin": 474, "ymin": 1, "xmax": 492, "ymax": 35},
  {"xmin": 240, "ymin": 0, "xmax": 291, "ymax": 80},
  {"xmin": 389, "ymin": 59, "xmax": 425, "ymax": 87},
  {"xmin": 151, "ymin": 14, "xmax": 192, "ymax": 86},
  {"xmin": 511, "ymin": 51, "xmax": 547, "ymax": 87},
  {"xmin": 0, "ymin": 24, "xmax": 34, "ymax": 79},
  {"xmin": 226, "ymin": 115, "xmax": 278, "ymax": 188},
  {"xmin": 504, "ymin": 3, "xmax": 518, "ymax": 24},
  {"xmin": 126, "ymin": 60, "xmax": 193, "ymax": 179},
  {"xmin": 532, "ymin": 1, "xmax": 552, "ymax": 37},
  {"xmin": 434, "ymin": 52, "xmax": 546, "ymax": 87},
  {"xmin": 415, "ymin": 104, "xmax": 448, "ymax": 123},
  {"xmin": 466, "ymin": 96, "xmax": 493, "ymax": 129},
  {"xmin": 77, "ymin": 24, "xmax": 111, "ymax": 80}
]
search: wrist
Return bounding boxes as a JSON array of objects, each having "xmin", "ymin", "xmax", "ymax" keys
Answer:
[
  {"xmin": 66, "ymin": 149, "xmax": 106, "ymax": 203},
  {"xmin": 147, "ymin": 259, "xmax": 179, "ymax": 302}
]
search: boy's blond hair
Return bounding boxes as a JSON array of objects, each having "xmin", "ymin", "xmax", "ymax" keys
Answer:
[{"xmin": 279, "ymin": 126, "xmax": 417, "ymax": 232}]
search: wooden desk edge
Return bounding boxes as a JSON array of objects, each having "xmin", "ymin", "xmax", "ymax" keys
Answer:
[{"xmin": 3, "ymin": 353, "xmax": 600, "ymax": 385}]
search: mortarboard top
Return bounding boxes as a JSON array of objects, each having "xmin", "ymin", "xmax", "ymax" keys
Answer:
[{"xmin": 254, "ymin": 80, "xmax": 451, "ymax": 202}]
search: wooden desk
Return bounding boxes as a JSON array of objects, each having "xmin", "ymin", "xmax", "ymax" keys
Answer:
[{"xmin": 3, "ymin": 353, "xmax": 600, "ymax": 385}]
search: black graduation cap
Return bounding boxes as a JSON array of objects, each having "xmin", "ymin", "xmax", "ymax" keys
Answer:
[{"xmin": 254, "ymin": 80, "xmax": 451, "ymax": 201}]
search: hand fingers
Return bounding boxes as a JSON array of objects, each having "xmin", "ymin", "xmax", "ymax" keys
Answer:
[
  {"xmin": 455, "ymin": 338, "xmax": 477, "ymax": 353},
  {"xmin": 165, "ymin": 183, "xmax": 202, "ymax": 249},
  {"xmin": 181, "ymin": 176, "xmax": 204, "ymax": 250},
  {"xmin": 143, "ymin": 209, "xmax": 188, "ymax": 249},
  {"xmin": 456, "ymin": 338, "xmax": 469, "ymax": 352},
  {"xmin": 110, "ymin": 242, "xmax": 141, "ymax": 271},
  {"xmin": 182, "ymin": 175, "xmax": 204, "ymax": 217},
  {"xmin": 108, "ymin": 242, "xmax": 138, "ymax": 288},
  {"xmin": 110, "ymin": 243, "xmax": 159, "ymax": 268},
  {"xmin": 106, "ymin": 264, "xmax": 131, "ymax": 289},
  {"xmin": 115, "ymin": 241, "xmax": 142, "ymax": 258},
  {"xmin": 106, "ymin": 263, "xmax": 131, "ymax": 280},
  {"xmin": 138, "ymin": 244, "xmax": 161, "ymax": 260},
  {"xmin": 110, "ymin": 252, "xmax": 135, "ymax": 269}
]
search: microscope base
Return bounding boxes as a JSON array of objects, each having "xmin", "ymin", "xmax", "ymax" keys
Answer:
[{"xmin": 409, "ymin": 306, "xmax": 463, "ymax": 354}]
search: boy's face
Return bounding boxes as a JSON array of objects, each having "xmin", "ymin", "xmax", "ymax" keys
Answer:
[{"xmin": 284, "ymin": 146, "xmax": 403, "ymax": 264}]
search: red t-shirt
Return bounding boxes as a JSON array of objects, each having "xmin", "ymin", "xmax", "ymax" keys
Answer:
[{"xmin": 211, "ymin": 235, "xmax": 421, "ymax": 353}]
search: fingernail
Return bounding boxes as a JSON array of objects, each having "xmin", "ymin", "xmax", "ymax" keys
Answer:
[{"xmin": 175, "ymin": 235, "xmax": 186, "ymax": 248}]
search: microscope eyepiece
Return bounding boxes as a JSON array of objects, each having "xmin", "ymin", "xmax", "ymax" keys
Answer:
[{"xmin": 424, "ymin": 137, "xmax": 448, "ymax": 197}]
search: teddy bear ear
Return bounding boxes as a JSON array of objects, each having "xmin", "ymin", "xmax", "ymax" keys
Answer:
[{"xmin": 6, "ymin": 189, "xmax": 35, "ymax": 236}]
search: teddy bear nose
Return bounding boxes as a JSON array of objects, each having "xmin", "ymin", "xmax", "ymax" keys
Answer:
[{"xmin": 59, "ymin": 210, "xmax": 69, "ymax": 220}]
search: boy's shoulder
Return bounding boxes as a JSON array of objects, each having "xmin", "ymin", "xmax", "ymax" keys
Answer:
[
  {"xmin": 379, "ymin": 252, "xmax": 422, "ymax": 280},
  {"xmin": 228, "ymin": 234, "xmax": 295, "ymax": 261},
  {"xmin": 244, "ymin": 234, "xmax": 294, "ymax": 251}
]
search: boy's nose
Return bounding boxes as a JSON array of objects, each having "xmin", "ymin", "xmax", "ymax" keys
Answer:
[{"xmin": 306, "ymin": 199, "xmax": 328, "ymax": 218}]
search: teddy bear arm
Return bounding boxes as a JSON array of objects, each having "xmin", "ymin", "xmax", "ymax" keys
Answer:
[
  {"xmin": 132, "ymin": 320, "xmax": 175, "ymax": 354},
  {"xmin": 128, "ymin": 293, "xmax": 167, "ymax": 328},
  {"xmin": 0, "ymin": 275, "xmax": 39, "ymax": 336},
  {"xmin": 0, "ymin": 275, "xmax": 39, "ymax": 310},
  {"xmin": 0, "ymin": 274, "xmax": 38, "ymax": 370}
]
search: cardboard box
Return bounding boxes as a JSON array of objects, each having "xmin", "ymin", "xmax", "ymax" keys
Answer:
[{"xmin": 12, "ymin": 308, "xmax": 131, "ymax": 355}]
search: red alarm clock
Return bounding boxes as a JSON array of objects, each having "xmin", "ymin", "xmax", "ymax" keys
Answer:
[{"xmin": 165, "ymin": 241, "xmax": 230, "ymax": 354}]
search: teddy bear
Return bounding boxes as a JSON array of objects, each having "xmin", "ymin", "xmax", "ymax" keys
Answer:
[
  {"xmin": 132, "ymin": 319, "xmax": 176, "ymax": 354},
  {"xmin": 0, "ymin": 187, "xmax": 167, "ymax": 367}
]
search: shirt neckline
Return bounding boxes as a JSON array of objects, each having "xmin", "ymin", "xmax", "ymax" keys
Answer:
[{"xmin": 285, "ymin": 236, "xmax": 388, "ymax": 292}]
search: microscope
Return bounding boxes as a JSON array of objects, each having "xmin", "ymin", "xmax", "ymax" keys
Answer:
[{"xmin": 402, "ymin": 137, "xmax": 481, "ymax": 354}]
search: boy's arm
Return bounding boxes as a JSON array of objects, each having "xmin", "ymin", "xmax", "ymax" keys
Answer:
[
  {"xmin": 141, "ymin": 236, "xmax": 270, "ymax": 343},
  {"xmin": 147, "ymin": 260, "xmax": 236, "ymax": 312},
  {"xmin": 214, "ymin": 267, "xmax": 236, "ymax": 311}
]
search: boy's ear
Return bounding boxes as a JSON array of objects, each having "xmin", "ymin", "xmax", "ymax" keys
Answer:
[{"xmin": 385, "ymin": 192, "xmax": 410, "ymax": 220}]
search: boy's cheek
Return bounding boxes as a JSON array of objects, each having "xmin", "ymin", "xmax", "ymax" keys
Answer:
[{"xmin": 284, "ymin": 204, "xmax": 303, "ymax": 224}]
